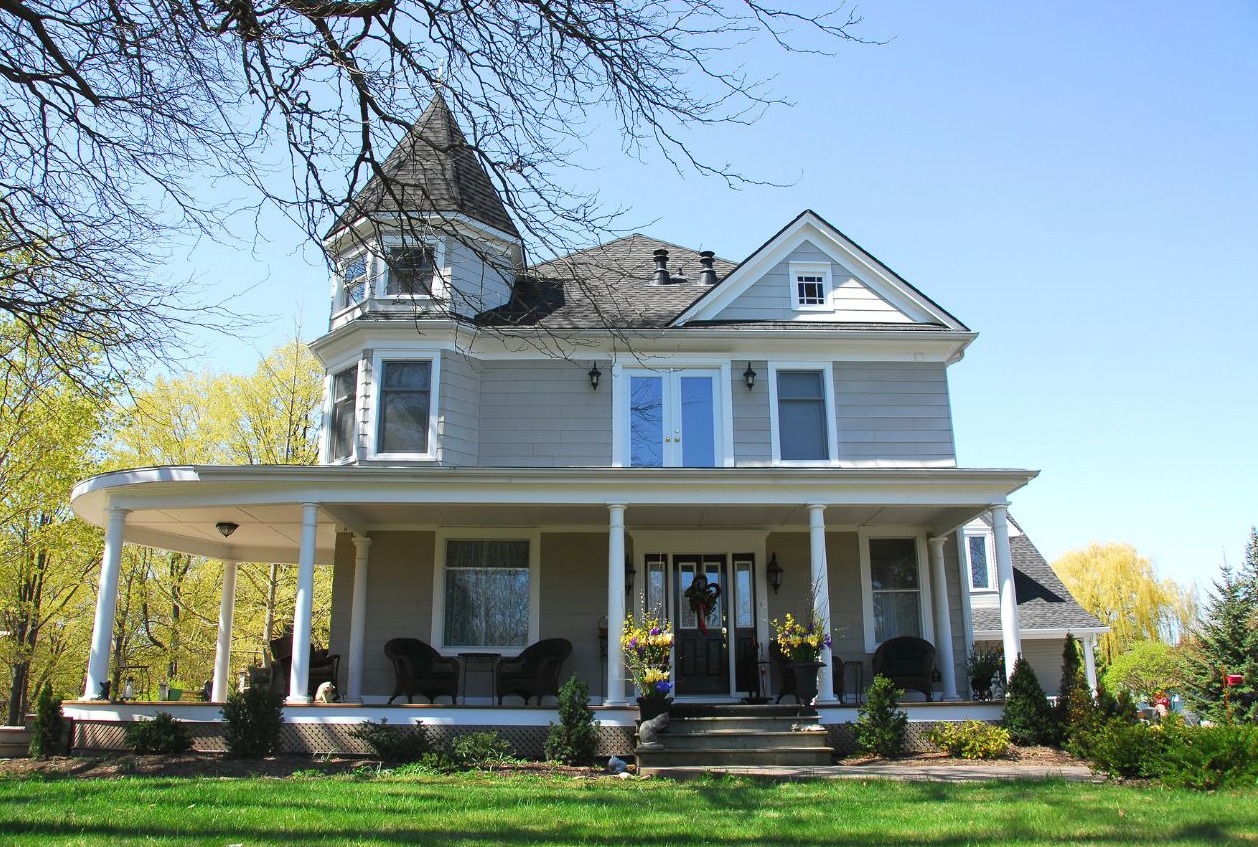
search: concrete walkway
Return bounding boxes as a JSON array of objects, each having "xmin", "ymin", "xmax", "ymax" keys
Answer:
[{"xmin": 644, "ymin": 762, "xmax": 1102, "ymax": 782}]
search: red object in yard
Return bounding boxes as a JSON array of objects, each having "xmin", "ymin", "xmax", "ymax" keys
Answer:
[{"xmin": 1226, "ymin": 674, "xmax": 1243, "ymax": 686}]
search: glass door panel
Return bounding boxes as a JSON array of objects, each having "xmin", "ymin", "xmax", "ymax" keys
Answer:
[
  {"xmin": 623, "ymin": 369, "xmax": 721, "ymax": 467},
  {"xmin": 679, "ymin": 376, "xmax": 716, "ymax": 467},
  {"xmin": 630, "ymin": 375, "xmax": 664, "ymax": 467}
]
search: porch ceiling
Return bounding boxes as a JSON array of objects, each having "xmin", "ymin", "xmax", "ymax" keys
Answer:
[{"xmin": 70, "ymin": 464, "xmax": 1037, "ymax": 564}]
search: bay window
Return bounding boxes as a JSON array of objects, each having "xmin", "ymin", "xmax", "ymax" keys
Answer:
[{"xmin": 376, "ymin": 360, "xmax": 432, "ymax": 455}]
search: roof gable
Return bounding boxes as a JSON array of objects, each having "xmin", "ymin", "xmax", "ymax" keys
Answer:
[{"xmin": 673, "ymin": 210, "xmax": 967, "ymax": 330}]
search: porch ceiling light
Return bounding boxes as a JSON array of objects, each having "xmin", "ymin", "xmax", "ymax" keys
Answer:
[
  {"xmin": 743, "ymin": 362, "xmax": 756, "ymax": 390},
  {"xmin": 216, "ymin": 521, "xmax": 239, "ymax": 538},
  {"xmin": 766, "ymin": 553, "xmax": 784, "ymax": 594},
  {"xmin": 588, "ymin": 363, "xmax": 602, "ymax": 391}
]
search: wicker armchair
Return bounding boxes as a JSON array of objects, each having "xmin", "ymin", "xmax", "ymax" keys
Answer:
[
  {"xmin": 494, "ymin": 638, "xmax": 572, "ymax": 705},
  {"xmin": 872, "ymin": 636, "xmax": 936, "ymax": 701},
  {"xmin": 268, "ymin": 633, "xmax": 340, "ymax": 698},
  {"xmin": 383, "ymin": 638, "xmax": 460, "ymax": 704}
]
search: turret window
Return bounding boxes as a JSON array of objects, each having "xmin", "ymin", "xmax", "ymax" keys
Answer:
[
  {"xmin": 377, "ymin": 360, "xmax": 433, "ymax": 454},
  {"xmin": 329, "ymin": 366, "xmax": 358, "ymax": 461},
  {"xmin": 343, "ymin": 256, "xmax": 368, "ymax": 305},
  {"xmin": 385, "ymin": 245, "xmax": 435, "ymax": 296}
]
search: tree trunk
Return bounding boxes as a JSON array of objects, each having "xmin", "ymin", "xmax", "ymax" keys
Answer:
[{"xmin": 262, "ymin": 563, "xmax": 280, "ymax": 666}]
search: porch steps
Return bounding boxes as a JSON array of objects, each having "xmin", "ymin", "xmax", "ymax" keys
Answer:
[{"xmin": 635, "ymin": 704, "xmax": 833, "ymax": 776}]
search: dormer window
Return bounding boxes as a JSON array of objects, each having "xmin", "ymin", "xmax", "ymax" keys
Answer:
[
  {"xmin": 790, "ymin": 261, "xmax": 832, "ymax": 311},
  {"xmin": 385, "ymin": 245, "xmax": 435, "ymax": 296},
  {"xmin": 342, "ymin": 255, "xmax": 368, "ymax": 306}
]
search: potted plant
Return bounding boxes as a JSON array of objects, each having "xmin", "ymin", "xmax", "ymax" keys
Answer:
[
  {"xmin": 967, "ymin": 645, "xmax": 1004, "ymax": 701},
  {"xmin": 622, "ymin": 613, "xmax": 674, "ymax": 720},
  {"xmin": 772, "ymin": 611, "xmax": 832, "ymax": 705}
]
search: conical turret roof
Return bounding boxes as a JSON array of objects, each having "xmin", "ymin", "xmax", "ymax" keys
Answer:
[{"xmin": 330, "ymin": 93, "xmax": 519, "ymax": 238}]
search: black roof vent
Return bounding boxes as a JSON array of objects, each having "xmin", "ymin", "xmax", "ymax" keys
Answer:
[
  {"xmin": 650, "ymin": 248, "xmax": 672, "ymax": 285},
  {"xmin": 698, "ymin": 251, "xmax": 717, "ymax": 285}
]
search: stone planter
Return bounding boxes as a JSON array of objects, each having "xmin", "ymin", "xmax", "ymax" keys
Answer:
[
  {"xmin": 0, "ymin": 726, "xmax": 33, "ymax": 759},
  {"xmin": 636, "ymin": 695, "xmax": 672, "ymax": 723},
  {"xmin": 787, "ymin": 661, "xmax": 826, "ymax": 706}
]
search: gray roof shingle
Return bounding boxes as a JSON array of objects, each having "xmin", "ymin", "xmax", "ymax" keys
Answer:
[
  {"xmin": 332, "ymin": 94, "xmax": 518, "ymax": 238},
  {"xmin": 972, "ymin": 535, "xmax": 1105, "ymax": 634}
]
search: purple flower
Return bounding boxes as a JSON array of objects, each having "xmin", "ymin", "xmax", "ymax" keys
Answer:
[
  {"xmin": 628, "ymin": 637, "xmax": 639, "ymax": 650},
  {"xmin": 649, "ymin": 627, "xmax": 661, "ymax": 636},
  {"xmin": 655, "ymin": 680, "xmax": 674, "ymax": 694}
]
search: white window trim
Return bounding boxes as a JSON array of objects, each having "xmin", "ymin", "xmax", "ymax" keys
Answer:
[
  {"xmin": 767, "ymin": 361, "xmax": 839, "ymax": 466},
  {"xmin": 858, "ymin": 527, "xmax": 935, "ymax": 653},
  {"xmin": 964, "ymin": 531, "xmax": 998, "ymax": 593},
  {"xmin": 611, "ymin": 364, "xmax": 731, "ymax": 468},
  {"xmin": 334, "ymin": 249, "xmax": 374, "ymax": 314},
  {"xmin": 789, "ymin": 261, "xmax": 833, "ymax": 312},
  {"xmin": 378, "ymin": 236, "xmax": 446, "ymax": 301},
  {"xmin": 367, "ymin": 349, "xmax": 441, "ymax": 461},
  {"xmin": 431, "ymin": 528, "xmax": 542, "ymax": 654}
]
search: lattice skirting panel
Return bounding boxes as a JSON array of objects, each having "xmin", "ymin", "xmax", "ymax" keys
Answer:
[
  {"xmin": 73, "ymin": 720, "xmax": 637, "ymax": 759},
  {"xmin": 825, "ymin": 721, "xmax": 955, "ymax": 756}
]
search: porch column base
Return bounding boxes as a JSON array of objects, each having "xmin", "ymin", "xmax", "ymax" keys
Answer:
[{"xmin": 286, "ymin": 695, "xmax": 313, "ymax": 705}]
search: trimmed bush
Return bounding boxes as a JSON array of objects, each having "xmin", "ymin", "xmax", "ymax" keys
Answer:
[
  {"xmin": 1002, "ymin": 658, "xmax": 1055, "ymax": 746},
  {"xmin": 125, "ymin": 712, "xmax": 193, "ymax": 754},
  {"xmin": 1078, "ymin": 718, "xmax": 1163, "ymax": 779},
  {"xmin": 453, "ymin": 731, "xmax": 516, "ymax": 770},
  {"xmin": 221, "ymin": 684, "xmax": 284, "ymax": 758},
  {"xmin": 928, "ymin": 720, "xmax": 1010, "ymax": 760},
  {"xmin": 544, "ymin": 675, "xmax": 598, "ymax": 765},
  {"xmin": 1153, "ymin": 721, "xmax": 1258, "ymax": 790},
  {"xmin": 350, "ymin": 719, "xmax": 433, "ymax": 763},
  {"xmin": 29, "ymin": 682, "xmax": 65, "ymax": 759},
  {"xmin": 854, "ymin": 674, "xmax": 908, "ymax": 758}
]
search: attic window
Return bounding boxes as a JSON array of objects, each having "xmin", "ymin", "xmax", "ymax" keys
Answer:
[
  {"xmin": 385, "ymin": 245, "xmax": 435, "ymax": 296},
  {"xmin": 343, "ymin": 256, "xmax": 368, "ymax": 305},
  {"xmin": 790, "ymin": 262, "xmax": 831, "ymax": 311}
]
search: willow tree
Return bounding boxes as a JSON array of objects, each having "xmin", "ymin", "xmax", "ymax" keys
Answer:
[{"xmin": 1053, "ymin": 542, "xmax": 1196, "ymax": 663}]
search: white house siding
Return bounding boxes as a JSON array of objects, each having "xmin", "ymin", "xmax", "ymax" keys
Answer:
[
  {"xmin": 1021, "ymin": 638, "xmax": 1066, "ymax": 698},
  {"xmin": 478, "ymin": 360, "xmax": 613, "ymax": 467},
  {"xmin": 732, "ymin": 361, "xmax": 772, "ymax": 465},
  {"xmin": 438, "ymin": 352, "xmax": 481, "ymax": 465},
  {"xmin": 329, "ymin": 530, "xmax": 438, "ymax": 700},
  {"xmin": 833, "ymin": 362, "xmax": 957, "ymax": 466},
  {"xmin": 444, "ymin": 237, "xmax": 515, "ymax": 317},
  {"xmin": 711, "ymin": 242, "xmax": 913, "ymax": 323}
]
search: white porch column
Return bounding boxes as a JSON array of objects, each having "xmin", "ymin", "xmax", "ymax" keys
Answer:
[
  {"xmin": 927, "ymin": 537, "xmax": 959, "ymax": 700},
  {"xmin": 211, "ymin": 560, "xmax": 239, "ymax": 702},
  {"xmin": 991, "ymin": 505, "xmax": 1022, "ymax": 683},
  {"xmin": 807, "ymin": 504, "xmax": 837, "ymax": 705},
  {"xmin": 1083, "ymin": 633, "xmax": 1099, "ymax": 696},
  {"xmin": 84, "ymin": 506, "xmax": 128, "ymax": 700},
  {"xmin": 345, "ymin": 535, "xmax": 372, "ymax": 703},
  {"xmin": 288, "ymin": 502, "xmax": 319, "ymax": 704},
  {"xmin": 606, "ymin": 504, "xmax": 627, "ymax": 706}
]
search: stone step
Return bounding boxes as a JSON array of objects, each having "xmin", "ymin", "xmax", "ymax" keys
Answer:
[
  {"xmin": 649, "ymin": 730, "xmax": 830, "ymax": 751},
  {"xmin": 668, "ymin": 703, "xmax": 817, "ymax": 719},
  {"xmin": 662, "ymin": 715, "xmax": 821, "ymax": 734},
  {"xmin": 636, "ymin": 746, "xmax": 834, "ymax": 770}
]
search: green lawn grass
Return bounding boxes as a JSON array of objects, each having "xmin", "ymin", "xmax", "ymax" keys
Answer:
[{"xmin": 0, "ymin": 772, "xmax": 1254, "ymax": 846}]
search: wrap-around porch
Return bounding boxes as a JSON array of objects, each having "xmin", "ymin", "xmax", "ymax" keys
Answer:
[{"xmin": 69, "ymin": 466, "xmax": 1035, "ymax": 715}]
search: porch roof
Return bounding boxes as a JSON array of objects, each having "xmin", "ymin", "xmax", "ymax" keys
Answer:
[{"xmin": 71, "ymin": 465, "xmax": 1037, "ymax": 565}]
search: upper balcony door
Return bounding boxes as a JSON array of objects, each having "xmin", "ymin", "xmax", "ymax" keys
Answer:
[{"xmin": 626, "ymin": 369, "xmax": 723, "ymax": 468}]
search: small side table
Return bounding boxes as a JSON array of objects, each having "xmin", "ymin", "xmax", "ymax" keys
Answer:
[
  {"xmin": 842, "ymin": 661, "xmax": 865, "ymax": 705},
  {"xmin": 457, "ymin": 653, "xmax": 500, "ymax": 705}
]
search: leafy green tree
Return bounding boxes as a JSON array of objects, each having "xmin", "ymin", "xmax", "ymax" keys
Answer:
[
  {"xmin": 1053, "ymin": 542, "xmax": 1197, "ymax": 662},
  {"xmin": 0, "ymin": 322, "xmax": 112, "ymax": 722},
  {"xmin": 1103, "ymin": 639, "xmax": 1183, "ymax": 703},
  {"xmin": 1181, "ymin": 529, "xmax": 1258, "ymax": 723}
]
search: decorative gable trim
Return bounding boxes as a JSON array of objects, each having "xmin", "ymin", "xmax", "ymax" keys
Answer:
[{"xmin": 672, "ymin": 210, "xmax": 968, "ymax": 330}]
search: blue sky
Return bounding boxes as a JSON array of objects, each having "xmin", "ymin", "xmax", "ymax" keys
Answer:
[{"xmin": 174, "ymin": 2, "xmax": 1258, "ymax": 594}]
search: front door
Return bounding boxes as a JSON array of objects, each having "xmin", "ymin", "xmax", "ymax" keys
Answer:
[{"xmin": 673, "ymin": 555, "xmax": 729, "ymax": 695}]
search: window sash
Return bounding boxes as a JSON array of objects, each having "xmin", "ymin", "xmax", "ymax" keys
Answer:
[
  {"xmin": 869, "ymin": 537, "xmax": 922, "ymax": 642},
  {"xmin": 777, "ymin": 370, "xmax": 829, "ymax": 460},
  {"xmin": 330, "ymin": 368, "xmax": 357, "ymax": 460},
  {"xmin": 343, "ymin": 256, "xmax": 367, "ymax": 305},
  {"xmin": 377, "ymin": 361, "xmax": 431, "ymax": 454},
  {"xmin": 968, "ymin": 535, "xmax": 992, "ymax": 590},
  {"xmin": 385, "ymin": 246, "xmax": 434, "ymax": 296}
]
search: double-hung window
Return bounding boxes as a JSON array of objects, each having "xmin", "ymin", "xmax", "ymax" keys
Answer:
[
  {"xmin": 868, "ymin": 537, "xmax": 923, "ymax": 643},
  {"xmin": 772, "ymin": 367, "xmax": 834, "ymax": 462},
  {"xmin": 442, "ymin": 539, "xmax": 531, "ymax": 649},
  {"xmin": 342, "ymin": 255, "xmax": 368, "ymax": 306},
  {"xmin": 376, "ymin": 360, "xmax": 432, "ymax": 454},
  {"xmin": 385, "ymin": 245, "xmax": 435, "ymax": 296},
  {"xmin": 329, "ymin": 366, "xmax": 357, "ymax": 461}
]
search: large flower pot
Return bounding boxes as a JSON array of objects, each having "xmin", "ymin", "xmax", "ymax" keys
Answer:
[
  {"xmin": 787, "ymin": 661, "xmax": 826, "ymax": 706},
  {"xmin": 636, "ymin": 694, "xmax": 672, "ymax": 722}
]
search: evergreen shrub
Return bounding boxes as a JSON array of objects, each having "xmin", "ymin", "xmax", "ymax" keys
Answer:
[
  {"xmin": 125, "ymin": 712, "xmax": 193, "ymax": 754},
  {"xmin": 854, "ymin": 675, "xmax": 908, "ymax": 758},
  {"xmin": 350, "ymin": 719, "xmax": 433, "ymax": 763},
  {"xmin": 1002, "ymin": 658, "xmax": 1055, "ymax": 746},
  {"xmin": 221, "ymin": 684, "xmax": 284, "ymax": 758},
  {"xmin": 544, "ymin": 675, "xmax": 598, "ymax": 765},
  {"xmin": 29, "ymin": 682, "xmax": 65, "ymax": 759}
]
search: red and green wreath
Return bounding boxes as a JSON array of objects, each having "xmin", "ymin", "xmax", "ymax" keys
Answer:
[{"xmin": 683, "ymin": 575, "xmax": 722, "ymax": 634}]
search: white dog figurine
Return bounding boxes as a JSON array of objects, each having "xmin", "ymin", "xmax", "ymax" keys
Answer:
[{"xmin": 314, "ymin": 681, "xmax": 340, "ymax": 703}]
